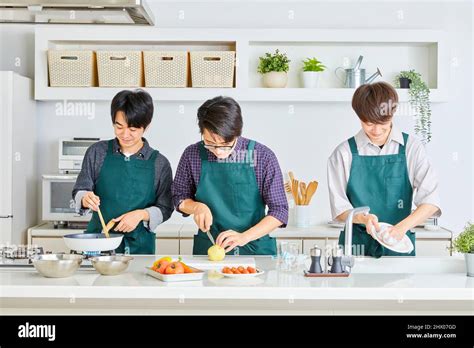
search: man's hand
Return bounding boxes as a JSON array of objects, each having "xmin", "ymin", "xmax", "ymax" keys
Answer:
[
  {"xmin": 82, "ymin": 191, "xmax": 100, "ymax": 212},
  {"xmin": 384, "ymin": 225, "xmax": 407, "ymax": 242},
  {"xmin": 192, "ymin": 202, "xmax": 213, "ymax": 232},
  {"xmin": 216, "ymin": 230, "xmax": 250, "ymax": 253},
  {"xmin": 113, "ymin": 210, "xmax": 146, "ymax": 233},
  {"xmin": 360, "ymin": 213, "xmax": 381, "ymax": 236}
]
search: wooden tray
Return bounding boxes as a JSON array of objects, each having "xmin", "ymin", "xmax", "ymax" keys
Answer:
[{"xmin": 304, "ymin": 271, "xmax": 350, "ymax": 278}]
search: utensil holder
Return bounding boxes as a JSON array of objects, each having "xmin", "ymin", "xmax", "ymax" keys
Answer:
[{"xmin": 295, "ymin": 205, "xmax": 310, "ymax": 227}]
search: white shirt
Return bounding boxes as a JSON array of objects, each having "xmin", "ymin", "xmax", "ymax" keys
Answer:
[{"xmin": 327, "ymin": 126, "xmax": 442, "ymax": 220}]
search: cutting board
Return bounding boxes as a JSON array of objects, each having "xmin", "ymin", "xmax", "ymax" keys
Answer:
[{"xmin": 180, "ymin": 256, "xmax": 256, "ymax": 270}]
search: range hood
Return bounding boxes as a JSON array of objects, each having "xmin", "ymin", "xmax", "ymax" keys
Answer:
[{"xmin": 0, "ymin": 0, "xmax": 155, "ymax": 25}]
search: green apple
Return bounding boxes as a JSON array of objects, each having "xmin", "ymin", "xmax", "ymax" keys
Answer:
[{"xmin": 208, "ymin": 245, "xmax": 226, "ymax": 261}]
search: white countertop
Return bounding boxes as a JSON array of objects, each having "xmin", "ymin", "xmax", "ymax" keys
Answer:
[
  {"xmin": 30, "ymin": 222, "xmax": 452, "ymax": 240},
  {"xmin": 1, "ymin": 255, "xmax": 472, "ymax": 315}
]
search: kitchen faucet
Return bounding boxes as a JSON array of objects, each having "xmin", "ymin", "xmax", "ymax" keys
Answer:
[{"xmin": 341, "ymin": 206, "xmax": 370, "ymax": 271}]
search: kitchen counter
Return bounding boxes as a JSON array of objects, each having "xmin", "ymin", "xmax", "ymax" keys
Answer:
[
  {"xmin": 29, "ymin": 222, "xmax": 453, "ymax": 239},
  {"xmin": 1, "ymin": 256, "xmax": 472, "ymax": 315}
]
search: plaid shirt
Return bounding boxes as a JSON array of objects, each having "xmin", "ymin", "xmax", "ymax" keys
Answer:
[{"xmin": 172, "ymin": 136, "xmax": 288, "ymax": 227}]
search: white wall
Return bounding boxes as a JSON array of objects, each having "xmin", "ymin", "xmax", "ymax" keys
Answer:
[{"xmin": 0, "ymin": 0, "xmax": 473, "ymax": 234}]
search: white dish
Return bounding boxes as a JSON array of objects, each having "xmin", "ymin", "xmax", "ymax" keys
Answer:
[
  {"xmin": 327, "ymin": 220, "xmax": 344, "ymax": 228},
  {"xmin": 370, "ymin": 223, "xmax": 414, "ymax": 254},
  {"xmin": 217, "ymin": 269, "xmax": 265, "ymax": 278},
  {"xmin": 145, "ymin": 267, "xmax": 205, "ymax": 282},
  {"xmin": 424, "ymin": 224, "xmax": 440, "ymax": 231},
  {"xmin": 178, "ymin": 256, "xmax": 256, "ymax": 270}
]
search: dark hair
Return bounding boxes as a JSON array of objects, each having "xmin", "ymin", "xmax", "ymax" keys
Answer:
[
  {"xmin": 111, "ymin": 89, "xmax": 154, "ymax": 129},
  {"xmin": 197, "ymin": 96, "xmax": 243, "ymax": 142},
  {"xmin": 352, "ymin": 82, "xmax": 399, "ymax": 124}
]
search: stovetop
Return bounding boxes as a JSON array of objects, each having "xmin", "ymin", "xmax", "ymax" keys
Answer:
[{"xmin": 0, "ymin": 246, "xmax": 114, "ymax": 269}]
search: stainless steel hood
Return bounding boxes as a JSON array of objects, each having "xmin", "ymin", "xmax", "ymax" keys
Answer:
[{"xmin": 0, "ymin": 0, "xmax": 155, "ymax": 25}]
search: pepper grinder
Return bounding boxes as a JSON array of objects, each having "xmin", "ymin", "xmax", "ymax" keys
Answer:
[
  {"xmin": 328, "ymin": 245, "xmax": 345, "ymax": 273},
  {"xmin": 309, "ymin": 245, "xmax": 323, "ymax": 274}
]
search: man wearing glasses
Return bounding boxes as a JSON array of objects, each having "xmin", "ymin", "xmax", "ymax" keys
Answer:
[{"xmin": 172, "ymin": 96, "xmax": 288, "ymax": 255}]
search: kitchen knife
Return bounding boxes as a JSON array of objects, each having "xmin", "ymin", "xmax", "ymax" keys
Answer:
[{"xmin": 206, "ymin": 231, "xmax": 216, "ymax": 245}]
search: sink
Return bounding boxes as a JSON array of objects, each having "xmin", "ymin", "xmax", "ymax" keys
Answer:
[{"xmin": 350, "ymin": 256, "xmax": 465, "ymax": 274}]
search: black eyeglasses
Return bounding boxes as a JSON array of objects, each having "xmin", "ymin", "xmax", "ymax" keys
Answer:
[{"xmin": 202, "ymin": 137, "xmax": 237, "ymax": 152}]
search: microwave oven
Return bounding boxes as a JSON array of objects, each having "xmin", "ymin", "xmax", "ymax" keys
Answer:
[{"xmin": 42, "ymin": 174, "xmax": 91, "ymax": 226}]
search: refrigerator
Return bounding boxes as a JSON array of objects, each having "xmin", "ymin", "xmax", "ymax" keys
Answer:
[{"xmin": 0, "ymin": 71, "xmax": 37, "ymax": 246}]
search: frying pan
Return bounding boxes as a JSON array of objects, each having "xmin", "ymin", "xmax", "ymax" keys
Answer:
[{"xmin": 63, "ymin": 233, "xmax": 123, "ymax": 252}]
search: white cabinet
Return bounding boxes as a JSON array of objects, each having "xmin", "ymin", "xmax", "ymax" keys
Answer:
[
  {"xmin": 155, "ymin": 238, "xmax": 179, "ymax": 255},
  {"xmin": 179, "ymin": 239, "xmax": 194, "ymax": 255},
  {"xmin": 302, "ymin": 239, "xmax": 327, "ymax": 255},
  {"xmin": 416, "ymin": 240, "xmax": 451, "ymax": 257},
  {"xmin": 276, "ymin": 239, "xmax": 303, "ymax": 254}
]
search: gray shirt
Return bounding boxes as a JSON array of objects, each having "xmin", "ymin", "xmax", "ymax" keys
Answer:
[{"xmin": 72, "ymin": 138, "xmax": 174, "ymax": 232}]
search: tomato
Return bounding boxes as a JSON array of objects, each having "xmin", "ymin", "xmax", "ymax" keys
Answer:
[{"xmin": 165, "ymin": 261, "xmax": 185, "ymax": 274}]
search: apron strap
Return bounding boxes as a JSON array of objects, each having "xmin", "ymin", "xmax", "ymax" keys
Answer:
[
  {"xmin": 399, "ymin": 133, "xmax": 409, "ymax": 155},
  {"xmin": 149, "ymin": 149, "xmax": 159, "ymax": 162},
  {"xmin": 199, "ymin": 141, "xmax": 208, "ymax": 161},
  {"xmin": 107, "ymin": 139, "xmax": 115, "ymax": 155},
  {"xmin": 246, "ymin": 140, "xmax": 255, "ymax": 162},
  {"xmin": 348, "ymin": 137, "xmax": 359, "ymax": 155}
]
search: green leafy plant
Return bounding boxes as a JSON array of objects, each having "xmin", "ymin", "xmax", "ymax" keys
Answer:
[
  {"xmin": 302, "ymin": 57, "xmax": 326, "ymax": 72},
  {"xmin": 452, "ymin": 223, "xmax": 474, "ymax": 254},
  {"xmin": 394, "ymin": 70, "xmax": 432, "ymax": 143},
  {"xmin": 257, "ymin": 49, "xmax": 290, "ymax": 74}
]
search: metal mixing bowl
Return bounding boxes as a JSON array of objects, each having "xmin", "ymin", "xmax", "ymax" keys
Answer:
[
  {"xmin": 32, "ymin": 254, "xmax": 84, "ymax": 278},
  {"xmin": 89, "ymin": 255, "xmax": 134, "ymax": 276}
]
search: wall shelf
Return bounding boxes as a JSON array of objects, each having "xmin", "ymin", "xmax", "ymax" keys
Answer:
[
  {"xmin": 35, "ymin": 27, "xmax": 449, "ymax": 102},
  {"xmin": 35, "ymin": 86, "xmax": 445, "ymax": 103}
]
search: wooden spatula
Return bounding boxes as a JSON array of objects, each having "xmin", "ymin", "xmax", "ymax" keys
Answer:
[
  {"xmin": 304, "ymin": 181, "xmax": 319, "ymax": 205},
  {"xmin": 97, "ymin": 207, "xmax": 110, "ymax": 238},
  {"xmin": 292, "ymin": 179, "xmax": 300, "ymax": 205},
  {"xmin": 299, "ymin": 182, "xmax": 307, "ymax": 205}
]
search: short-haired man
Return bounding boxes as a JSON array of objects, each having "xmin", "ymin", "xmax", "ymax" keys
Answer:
[
  {"xmin": 172, "ymin": 96, "xmax": 288, "ymax": 255},
  {"xmin": 327, "ymin": 82, "xmax": 441, "ymax": 257},
  {"xmin": 73, "ymin": 89, "xmax": 174, "ymax": 254}
]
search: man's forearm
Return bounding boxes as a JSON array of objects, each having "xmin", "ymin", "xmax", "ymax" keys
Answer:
[
  {"xmin": 396, "ymin": 204, "xmax": 439, "ymax": 233},
  {"xmin": 336, "ymin": 210, "xmax": 368, "ymax": 225},
  {"xmin": 243, "ymin": 215, "xmax": 282, "ymax": 243},
  {"xmin": 178, "ymin": 198, "xmax": 200, "ymax": 215}
]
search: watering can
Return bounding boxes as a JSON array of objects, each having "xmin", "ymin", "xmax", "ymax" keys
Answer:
[{"xmin": 335, "ymin": 55, "xmax": 382, "ymax": 88}]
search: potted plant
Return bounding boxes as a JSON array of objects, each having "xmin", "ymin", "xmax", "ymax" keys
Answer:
[
  {"xmin": 452, "ymin": 222, "xmax": 474, "ymax": 277},
  {"xmin": 394, "ymin": 70, "xmax": 432, "ymax": 143},
  {"xmin": 257, "ymin": 49, "xmax": 290, "ymax": 88},
  {"xmin": 301, "ymin": 57, "xmax": 326, "ymax": 88}
]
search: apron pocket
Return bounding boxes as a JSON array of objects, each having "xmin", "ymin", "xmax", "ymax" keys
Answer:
[
  {"xmin": 385, "ymin": 176, "xmax": 406, "ymax": 210},
  {"xmin": 232, "ymin": 183, "xmax": 254, "ymax": 214}
]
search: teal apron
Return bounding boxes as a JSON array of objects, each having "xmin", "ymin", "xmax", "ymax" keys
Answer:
[
  {"xmin": 86, "ymin": 140, "xmax": 158, "ymax": 254},
  {"xmin": 338, "ymin": 132, "xmax": 416, "ymax": 258},
  {"xmin": 192, "ymin": 140, "xmax": 277, "ymax": 256}
]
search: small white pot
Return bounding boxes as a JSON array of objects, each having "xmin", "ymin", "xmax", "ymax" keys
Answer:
[
  {"xmin": 295, "ymin": 205, "xmax": 310, "ymax": 228},
  {"xmin": 465, "ymin": 253, "xmax": 474, "ymax": 277},
  {"xmin": 302, "ymin": 71, "xmax": 321, "ymax": 88},
  {"xmin": 262, "ymin": 71, "xmax": 288, "ymax": 88}
]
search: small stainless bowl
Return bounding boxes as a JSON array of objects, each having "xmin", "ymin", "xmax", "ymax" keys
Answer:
[
  {"xmin": 32, "ymin": 254, "xmax": 84, "ymax": 278},
  {"xmin": 90, "ymin": 255, "xmax": 134, "ymax": 276}
]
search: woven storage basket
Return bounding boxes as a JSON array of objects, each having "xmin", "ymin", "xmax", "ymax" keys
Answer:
[
  {"xmin": 96, "ymin": 51, "xmax": 143, "ymax": 87},
  {"xmin": 144, "ymin": 51, "xmax": 188, "ymax": 87},
  {"xmin": 48, "ymin": 50, "xmax": 97, "ymax": 87},
  {"xmin": 190, "ymin": 51, "xmax": 235, "ymax": 88}
]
